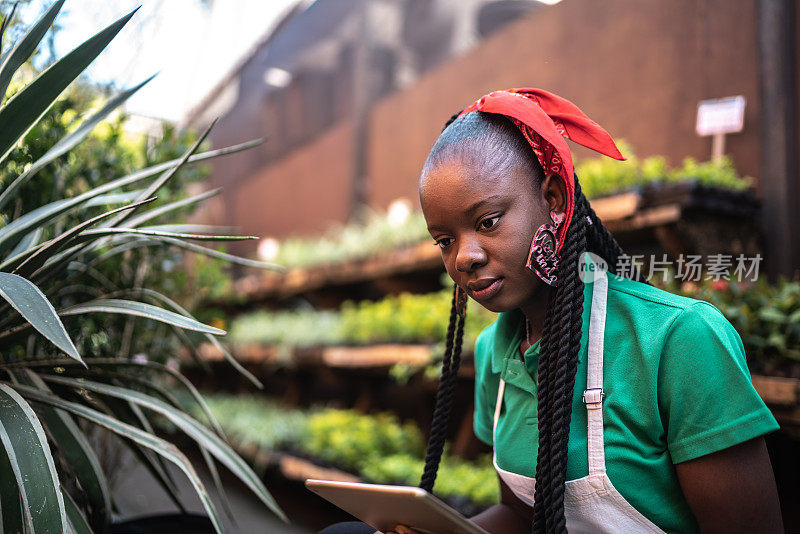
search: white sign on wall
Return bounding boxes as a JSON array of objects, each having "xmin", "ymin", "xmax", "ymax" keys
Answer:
[{"xmin": 696, "ymin": 96, "xmax": 746, "ymax": 136}]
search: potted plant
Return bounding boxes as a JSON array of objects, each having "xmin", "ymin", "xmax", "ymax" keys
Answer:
[{"xmin": 0, "ymin": 3, "xmax": 284, "ymax": 532}]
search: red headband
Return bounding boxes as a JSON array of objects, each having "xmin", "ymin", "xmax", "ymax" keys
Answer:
[{"xmin": 460, "ymin": 88, "xmax": 625, "ymax": 250}]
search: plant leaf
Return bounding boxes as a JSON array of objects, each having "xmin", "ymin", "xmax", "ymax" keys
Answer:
[
  {"xmin": 0, "ymin": 0, "xmax": 65, "ymax": 101},
  {"xmin": 112, "ymin": 287, "xmax": 261, "ymax": 388},
  {"xmin": 41, "ymin": 375, "xmax": 287, "ymax": 522},
  {"xmin": 0, "ymin": 431, "xmax": 23, "ymax": 534},
  {"xmin": 0, "ymin": 76, "xmax": 154, "ymax": 209},
  {"xmin": 200, "ymin": 446, "xmax": 237, "ymax": 523},
  {"xmin": 84, "ymin": 189, "xmax": 146, "ymax": 207},
  {"xmin": 122, "ymin": 187, "xmax": 221, "ymax": 228},
  {"xmin": 0, "ymin": 271, "xmax": 82, "ymax": 363},
  {"xmin": 0, "ymin": 7, "xmax": 138, "ymax": 167},
  {"xmin": 11, "ymin": 382, "xmax": 226, "ymax": 534},
  {"xmin": 138, "ymin": 223, "xmax": 242, "ymax": 236},
  {"xmin": 9, "ymin": 357, "xmax": 226, "ymax": 441},
  {"xmin": 0, "ymin": 2, "xmax": 20, "ymax": 68},
  {"xmin": 102, "ymin": 119, "xmax": 214, "ymax": 229},
  {"xmin": 12, "ymin": 197, "xmax": 156, "ymax": 277},
  {"xmin": 59, "ymin": 298, "xmax": 225, "ymax": 335},
  {"xmin": 15, "ymin": 370, "xmax": 110, "ymax": 532},
  {"xmin": 80, "ymin": 227, "xmax": 255, "ymax": 241},
  {"xmin": 7, "ymin": 227, "xmax": 42, "ymax": 259},
  {"xmin": 0, "ymin": 383, "xmax": 66, "ymax": 532},
  {"xmin": 0, "ymin": 140, "xmax": 262, "ymax": 257},
  {"xmin": 62, "ymin": 487, "xmax": 93, "ymax": 534},
  {"xmin": 157, "ymin": 236, "xmax": 283, "ymax": 269}
]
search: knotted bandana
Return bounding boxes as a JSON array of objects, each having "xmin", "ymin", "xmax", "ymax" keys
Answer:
[{"xmin": 460, "ymin": 88, "xmax": 625, "ymax": 250}]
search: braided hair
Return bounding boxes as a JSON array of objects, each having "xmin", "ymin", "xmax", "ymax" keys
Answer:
[{"xmin": 419, "ymin": 111, "xmax": 636, "ymax": 533}]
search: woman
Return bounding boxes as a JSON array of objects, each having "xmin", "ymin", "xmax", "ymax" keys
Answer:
[{"xmin": 324, "ymin": 88, "xmax": 783, "ymax": 534}]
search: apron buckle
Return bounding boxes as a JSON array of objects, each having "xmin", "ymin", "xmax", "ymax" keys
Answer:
[{"xmin": 582, "ymin": 388, "xmax": 604, "ymax": 409}]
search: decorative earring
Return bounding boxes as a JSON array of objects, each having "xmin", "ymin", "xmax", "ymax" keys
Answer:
[{"xmin": 526, "ymin": 210, "xmax": 565, "ymax": 286}]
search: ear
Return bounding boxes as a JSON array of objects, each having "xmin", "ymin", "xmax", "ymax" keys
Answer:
[{"xmin": 540, "ymin": 172, "xmax": 567, "ymax": 217}]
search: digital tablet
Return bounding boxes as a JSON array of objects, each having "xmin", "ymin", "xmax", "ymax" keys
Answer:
[{"xmin": 305, "ymin": 479, "xmax": 490, "ymax": 534}]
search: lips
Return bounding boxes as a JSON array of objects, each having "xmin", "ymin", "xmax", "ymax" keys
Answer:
[{"xmin": 466, "ymin": 277, "xmax": 503, "ymax": 301}]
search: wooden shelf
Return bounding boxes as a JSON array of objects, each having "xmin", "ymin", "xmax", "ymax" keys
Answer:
[
  {"xmin": 194, "ymin": 342, "xmax": 436, "ymax": 368},
  {"xmin": 275, "ymin": 453, "xmax": 361, "ymax": 483},
  {"xmin": 753, "ymin": 374, "xmax": 800, "ymax": 406},
  {"xmin": 234, "ymin": 240, "xmax": 443, "ymax": 305},
  {"xmin": 221, "ymin": 185, "xmax": 759, "ymax": 307},
  {"xmin": 752, "ymin": 374, "xmax": 800, "ymax": 427}
]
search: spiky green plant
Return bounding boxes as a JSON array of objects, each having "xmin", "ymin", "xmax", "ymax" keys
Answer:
[{"xmin": 0, "ymin": 3, "xmax": 285, "ymax": 532}]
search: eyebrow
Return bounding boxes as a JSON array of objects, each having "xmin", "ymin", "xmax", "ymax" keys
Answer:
[
  {"xmin": 466, "ymin": 195, "xmax": 504, "ymax": 215},
  {"xmin": 427, "ymin": 194, "xmax": 506, "ymax": 234}
]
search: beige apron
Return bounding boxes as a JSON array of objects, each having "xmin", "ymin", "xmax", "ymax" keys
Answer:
[{"xmin": 492, "ymin": 268, "xmax": 665, "ymax": 533}]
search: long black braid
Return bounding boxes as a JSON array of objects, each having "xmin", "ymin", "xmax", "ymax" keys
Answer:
[
  {"xmin": 532, "ymin": 181, "xmax": 589, "ymax": 533},
  {"xmin": 419, "ymin": 284, "xmax": 465, "ymax": 491},
  {"xmin": 419, "ymin": 111, "xmax": 638, "ymax": 534},
  {"xmin": 419, "ymin": 111, "xmax": 467, "ymax": 492}
]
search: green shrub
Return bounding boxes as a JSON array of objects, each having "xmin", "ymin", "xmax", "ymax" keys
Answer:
[
  {"xmin": 193, "ymin": 394, "xmax": 499, "ymax": 506},
  {"xmin": 576, "ymin": 140, "xmax": 752, "ymax": 199},
  {"xmin": 274, "ymin": 206, "xmax": 430, "ymax": 269},
  {"xmin": 228, "ymin": 287, "xmax": 497, "ymax": 353},
  {"xmin": 663, "ymin": 277, "xmax": 800, "ymax": 372},
  {"xmin": 305, "ymin": 409, "xmax": 426, "ymax": 470},
  {"xmin": 0, "ymin": 4, "xmax": 283, "ymax": 531}
]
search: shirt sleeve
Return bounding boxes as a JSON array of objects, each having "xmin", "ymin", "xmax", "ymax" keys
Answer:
[
  {"xmin": 473, "ymin": 326, "xmax": 495, "ymax": 446},
  {"xmin": 657, "ymin": 301, "xmax": 779, "ymax": 464}
]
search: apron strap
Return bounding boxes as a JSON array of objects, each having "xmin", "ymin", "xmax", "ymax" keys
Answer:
[
  {"xmin": 584, "ymin": 267, "xmax": 609, "ymax": 476},
  {"xmin": 493, "ymin": 378, "xmax": 506, "ymax": 441}
]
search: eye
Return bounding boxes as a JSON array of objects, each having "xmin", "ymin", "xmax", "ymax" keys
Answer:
[
  {"xmin": 434, "ymin": 237, "xmax": 453, "ymax": 249},
  {"xmin": 478, "ymin": 215, "xmax": 500, "ymax": 231}
]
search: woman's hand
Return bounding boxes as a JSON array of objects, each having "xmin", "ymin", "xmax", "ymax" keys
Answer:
[{"xmin": 675, "ymin": 437, "xmax": 783, "ymax": 533}]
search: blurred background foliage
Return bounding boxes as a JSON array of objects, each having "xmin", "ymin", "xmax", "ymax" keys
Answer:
[
  {"xmin": 190, "ymin": 394, "xmax": 500, "ymax": 507},
  {"xmin": 229, "ymin": 286, "xmax": 496, "ymax": 351}
]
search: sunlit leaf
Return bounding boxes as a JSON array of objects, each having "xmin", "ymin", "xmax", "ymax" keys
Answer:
[
  {"xmin": 0, "ymin": 7, "xmax": 137, "ymax": 167},
  {"xmin": 0, "ymin": 140, "xmax": 261, "ymax": 257},
  {"xmin": 0, "ymin": 0, "xmax": 65, "ymax": 101},
  {"xmin": 122, "ymin": 187, "xmax": 221, "ymax": 228},
  {"xmin": 12, "ymin": 197, "xmax": 156, "ymax": 277},
  {"xmin": 0, "ymin": 76, "xmax": 154, "ymax": 207},
  {"xmin": 102, "ymin": 119, "xmax": 214, "ymax": 228}
]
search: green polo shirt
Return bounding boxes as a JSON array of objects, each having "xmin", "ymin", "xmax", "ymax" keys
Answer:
[{"xmin": 473, "ymin": 271, "xmax": 779, "ymax": 534}]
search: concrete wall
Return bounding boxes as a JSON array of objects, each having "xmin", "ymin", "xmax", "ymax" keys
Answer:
[
  {"xmin": 207, "ymin": 0, "xmax": 779, "ymax": 256},
  {"xmin": 368, "ymin": 0, "xmax": 764, "ymax": 209}
]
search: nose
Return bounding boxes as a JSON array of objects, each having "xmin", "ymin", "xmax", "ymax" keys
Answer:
[{"xmin": 455, "ymin": 237, "xmax": 487, "ymax": 273}]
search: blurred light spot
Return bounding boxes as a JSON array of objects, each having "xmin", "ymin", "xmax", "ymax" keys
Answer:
[
  {"xmin": 263, "ymin": 67, "xmax": 292, "ymax": 88},
  {"xmin": 387, "ymin": 198, "xmax": 412, "ymax": 227},
  {"xmin": 258, "ymin": 237, "xmax": 281, "ymax": 261}
]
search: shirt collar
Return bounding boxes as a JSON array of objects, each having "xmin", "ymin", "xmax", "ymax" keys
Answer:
[{"xmin": 489, "ymin": 277, "xmax": 596, "ymax": 379}]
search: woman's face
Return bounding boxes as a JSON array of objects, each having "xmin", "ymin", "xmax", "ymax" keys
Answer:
[{"xmin": 419, "ymin": 146, "xmax": 565, "ymax": 313}]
